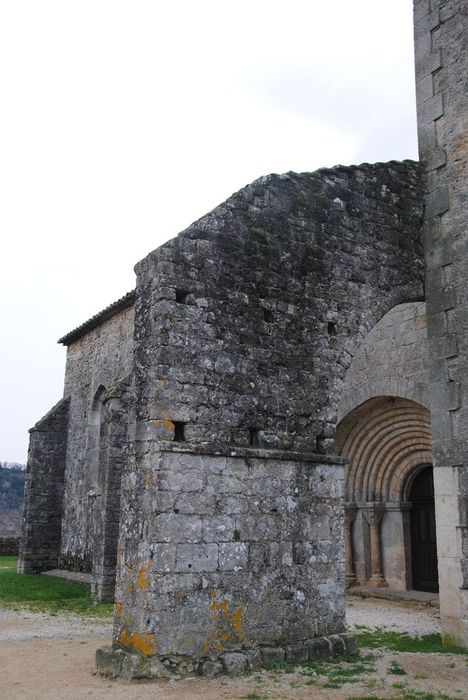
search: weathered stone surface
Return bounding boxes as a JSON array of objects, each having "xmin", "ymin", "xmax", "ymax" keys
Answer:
[
  {"xmin": 260, "ymin": 646, "xmax": 286, "ymax": 665},
  {"xmin": 220, "ymin": 652, "xmax": 248, "ymax": 674},
  {"xmin": 284, "ymin": 643, "xmax": 308, "ymax": 664},
  {"xmin": 0, "ymin": 537, "xmax": 19, "ymax": 556},
  {"xmin": 95, "ymin": 646, "xmax": 124, "ymax": 677},
  {"xmin": 18, "ymin": 398, "xmax": 70, "ymax": 574},
  {"xmin": 198, "ymin": 660, "xmax": 223, "ymax": 677},
  {"xmin": 305, "ymin": 637, "xmax": 332, "ymax": 661},
  {"xmin": 114, "ymin": 448, "xmax": 345, "ymax": 658},
  {"xmin": 414, "ymin": 0, "xmax": 468, "ymax": 645},
  {"xmin": 59, "ymin": 306, "xmax": 134, "ymax": 576}
]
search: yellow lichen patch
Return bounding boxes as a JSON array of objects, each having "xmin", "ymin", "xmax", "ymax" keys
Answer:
[
  {"xmin": 114, "ymin": 602, "xmax": 123, "ymax": 617},
  {"xmin": 152, "ymin": 419, "xmax": 174, "ymax": 431},
  {"xmin": 137, "ymin": 564, "xmax": 151, "ymax": 591},
  {"xmin": 131, "ymin": 633, "xmax": 158, "ymax": 657},
  {"xmin": 143, "ymin": 474, "xmax": 151, "ymax": 487},
  {"xmin": 231, "ymin": 606, "xmax": 245, "ymax": 634},
  {"xmin": 119, "ymin": 630, "xmax": 158, "ymax": 657},
  {"xmin": 210, "ymin": 597, "xmax": 230, "ymax": 620},
  {"xmin": 119, "ymin": 629, "xmax": 132, "ymax": 649},
  {"xmin": 203, "ymin": 593, "xmax": 246, "ymax": 652}
]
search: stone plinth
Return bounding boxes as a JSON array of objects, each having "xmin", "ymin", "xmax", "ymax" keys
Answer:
[{"xmin": 96, "ymin": 445, "xmax": 346, "ymax": 677}]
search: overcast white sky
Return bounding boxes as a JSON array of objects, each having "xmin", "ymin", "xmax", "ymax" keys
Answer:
[{"xmin": 0, "ymin": 1, "xmax": 418, "ymax": 463}]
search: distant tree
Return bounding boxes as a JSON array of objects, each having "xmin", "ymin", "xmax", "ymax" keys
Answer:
[
  {"xmin": 0, "ymin": 465, "xmax": 26, "ymax": 510},
  {"xmin": 0, "ymin": 461, "xmax": 25, "ymax": 471}
]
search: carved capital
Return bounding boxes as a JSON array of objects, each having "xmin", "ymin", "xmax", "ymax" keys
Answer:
[
  {"xmin": 361, "ymin": 503, "xmax": 385, "ymax": 528},
  {"xmin": 344, "ymin": 503, "xmax": 357, "ymax": 527}
]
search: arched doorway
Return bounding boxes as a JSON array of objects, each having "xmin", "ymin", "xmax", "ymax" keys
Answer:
[
  {"xmin": 408, "ymin": 466, "xmax": 439, "ymax": 593},
  {"xmin": 336, "ymin": 396, "xmax": 436, "ymax": 591}
]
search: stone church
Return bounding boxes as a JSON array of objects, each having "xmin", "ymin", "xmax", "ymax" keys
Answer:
[{"xmin": 19, "ymin": 0, "xmax": 467, "ymax": 677}]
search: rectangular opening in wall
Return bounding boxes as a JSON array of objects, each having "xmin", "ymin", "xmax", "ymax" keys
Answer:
[
  {"xmin": 175, "ymin": 289, "xmax": 189, "ymax": 304},
  {"xmin": 262, "ymin": 308, "xmax": 274, "ymax": 323},
  {"xmin": 173, "ymin": 422, "xmax": 186, "ymax": 442},
  {"xmin": 327, "ymin": 321, "xmax": 337, "ymax": 335},
  {"xmin": 249, "ymin": 428, "xmax": 260, "ymax": 447}
]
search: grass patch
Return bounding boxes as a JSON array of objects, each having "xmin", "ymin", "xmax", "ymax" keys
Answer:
[
  {"xmin": 388, "ymin": 660, "xmax": 407, "ymax": 675},
  {"xmin": 0, "ymin": 557, "xmax": 112, "ymax": 618},
  {"xmin": 0, "ymin": 556, "xmax": 18, "ymax": 568},
  {"xmin": 356, "ymin": 629, "xmax": 468, "ymax": 655},
  {"xmin": 267, "ymin": 651, "xmax": 376, "ymax": 689}
]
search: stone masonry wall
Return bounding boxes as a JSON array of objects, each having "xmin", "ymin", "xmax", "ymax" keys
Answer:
[
  {"xmin": 98, "ymin": 160, "xmax": 427, "ymax": 676},
  {"xmin": 0, "ymin": 537, "xmax": 19, "ymax": 556},
  {"xmin": 109, "ymin": 446, "xmax": 345, "ymax": 674},
  {"xmin": 18, "ymin": 398, "xmax": 70, "ymax": 573},
  {"xmin": 338, "ymin": 301, "xmax": 430, "ymax": 421},
  {"xmin": 414, "ymin": 0, "xmax": 468, "ymax": 644},
  {"xmin": 133, "ymin": 161, "xmax": 425, "ymax": 455},
  {"xmin": 60, "ymin": 305, "xmax": 134, "ymax": 572}
]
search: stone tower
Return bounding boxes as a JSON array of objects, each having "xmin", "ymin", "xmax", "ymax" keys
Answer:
[{"xmin": 414, "ymin": 0, "xmax": 468, "ymax": 645}]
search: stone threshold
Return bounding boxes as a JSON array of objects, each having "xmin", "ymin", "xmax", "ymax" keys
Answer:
[
  {"xmin": 348, "ymin": 587, "xmax": 439, "ymax": 607},
  {"xmin": 42, "ymin": 569, "xmax": 92, "ymax": 588},
  {"xmin": 96, "ymin": 632, "xmax": 356, "ymax": 680}
]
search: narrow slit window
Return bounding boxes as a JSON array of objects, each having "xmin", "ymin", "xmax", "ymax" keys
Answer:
[
  {"xmin": 175, "ymin": 289, "xmax": 189, "ymax": 304},
  {"xmin": 327, "ymin": 321, "xmax": 337, "ymax": 335},
  {"xmin": 173, "ymin": 421, "xmax": 186, "ymax": 442},
  {"xmin": 249, "ymin": 427, "xmax": 260, "ymax": 447},
  {"xmin": 263, "ymin": 308, "xmax": 274, "ymax": 323}
]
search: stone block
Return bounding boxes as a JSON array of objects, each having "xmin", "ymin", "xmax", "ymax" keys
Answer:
[
  {"xmin": 425, "ymin": 186, "xmax": 450, "ymax": 218},
  {"xmin": 218, "ymin": 542, "xmax": 248, "ymax": 571},
  {"xmin": 199, "ymin": 660, "xmax": 223, "ymax": 677},
  {"xmin": 414, "ymin": 8, "xmax": 440, "ymax": 40},
  {"xmin": 414, "ymin": 0, "xmax": 430, "ymax": 23},
  {"xmin": 284, "ymin": 643, "xmax": 308, "ymax": 664},
  {"xmin": 246, "ymin": 649, "xmax": 263, "ymax": 670},
  {"xmin": 416, "ymin": 50, "xmax": 442, "ymax": 80},
  {"xmin": 416, "ymin": 74, "xmax": 434, "ymax": 105},
  {"xmin": 95, "ymin": 646, "xmax": 123, "ymax": 677},
  {"xmin": 418, "ymin": 121, "xmax": 437, "ymax": 154},
  {"xmin": 120, "ymin": 653, "xmax": 171, "ymax": 680},
  {"xmin": 202, "ymin": 516, "xmax": 235, "ymax": 542},
  {"xmin": 418, "ymin": 93, "xmax": 444, "ymax": 127},
  {"xmin": 328, "ymin": 634, "xmax": 346, "ymax": 657},
  {"xmin": 221, "ymin": 652, "xmax": 248, "ymax": 674},
  {"xmin": 260, "ymin": 647, "xmax": 285, "ymax": 665},
  {"xmin": 425, "ymin": 147, "xmax": 447, "ymax": 171},
  {"xmin": 341, "ymin": 633, "xmax": 357, "ymax": 655},
  {"xmin": 175, "ymin": 543, "xmax": 218, "ymax": 572},
  {"xmin": 153, "ymin": 513, "xmax": 202, "ymax": 543},
  {"xmin": 305, "ymin": 637, "xmax": 331, "ymax": 660}
]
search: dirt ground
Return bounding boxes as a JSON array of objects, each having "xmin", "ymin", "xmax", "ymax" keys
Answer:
[{"xmin": 0, "ymin": 598, "xmax": 466, "ymax": 700}]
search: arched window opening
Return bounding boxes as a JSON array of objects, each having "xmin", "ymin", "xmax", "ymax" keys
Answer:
[{"xmin": 87, "ymin": 385, "xmax": 106, "ymax": 495}]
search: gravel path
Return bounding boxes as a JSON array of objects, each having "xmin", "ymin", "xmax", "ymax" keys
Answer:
[
  {"xmin": 0, "ymin": 595, "xmax": 441, "ymax": 643},
  {"xmin": 0, "ymin": 606, "xmax": 112, "ymax": 642},
  {"xmin": 1, "ymin": 598, "xmax": 466, "ymax": 700},
  {"xmin": 346, "ymin": 595, "xmax": 441, "ymax": 636}
]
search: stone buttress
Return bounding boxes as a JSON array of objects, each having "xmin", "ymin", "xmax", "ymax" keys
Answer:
[{"xmin": 97, "ymin": 161, "xmax": 425, "ymax": 677}]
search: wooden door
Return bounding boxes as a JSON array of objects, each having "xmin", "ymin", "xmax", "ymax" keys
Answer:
[{"xmin": 410, "ymin": 466, "xmax": 439, "ymax": 593}]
